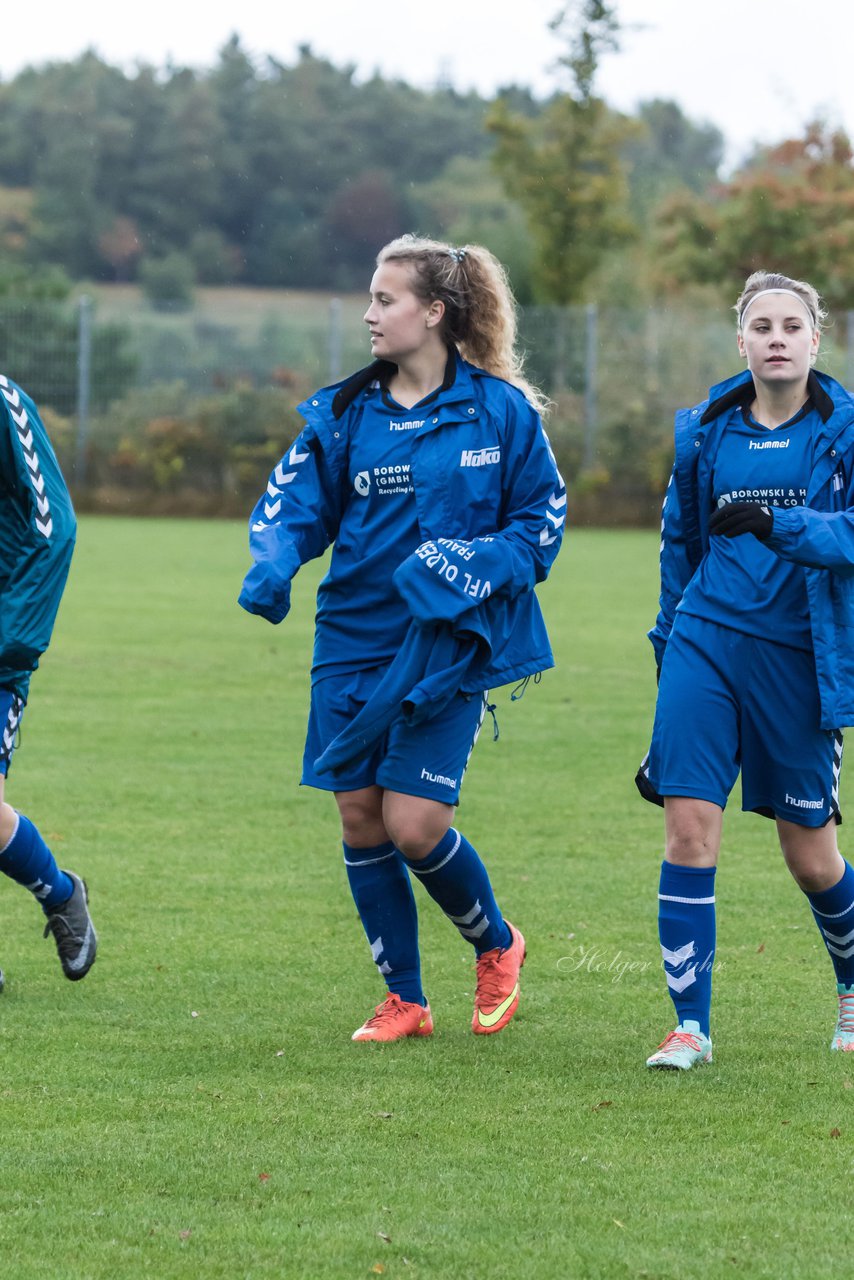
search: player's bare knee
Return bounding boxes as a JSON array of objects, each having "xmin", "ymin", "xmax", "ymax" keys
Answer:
[
  {"xmin": 664, "ymin": 799, "xmax": 721, "ymax": 866},
  {"xmin": 384, "ymin": 811, "xmax": 450, "ymax": 860},
  {"xmin": 664, "ymin": 825, "xmax": 719, "ymax": 866},
  {"xmin": 382, "ymin": 793, "xmax": 453, "ymax": 860},
  {"xmin": 780, "ymin": 841, "xmax": 843, "ymax": 894},
  {"xmin": 336, "ymin": 791, "xmax": 386, "ymax": 847}
]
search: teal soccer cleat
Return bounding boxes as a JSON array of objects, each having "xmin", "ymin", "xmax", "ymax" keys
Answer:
[
  {"xmin": 646, "ymin": 1020, "xmax": 713, "ymax": 1070},
  {"xmin": 831, "ymin": 984, "xmax": 854, "ymax": 1052}
]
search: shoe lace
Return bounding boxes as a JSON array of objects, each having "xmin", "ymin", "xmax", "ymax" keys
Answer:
[
  {"xmin": 655, "ymin": 1029, "xmax": 702, "ymax": 1056},
  {"xmin": 838, "ymin": 992, "xmax": 854, "ymax": 1033},
  {"xmin": 475, "ymin": 949, "xmax": 507, "ymax": 1005},
  {"xmin": 363, "ymin": 995, "xmax": 406, "ymax": 1028},
  {"xmin": 43, "ymin": 911, "xmax": 82, "ymax": 955}
]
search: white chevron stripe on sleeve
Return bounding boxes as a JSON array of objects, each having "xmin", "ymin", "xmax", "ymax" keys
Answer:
[{"xmin": 1, "ymin": 379, "xmax": 53, "ymax": 540}]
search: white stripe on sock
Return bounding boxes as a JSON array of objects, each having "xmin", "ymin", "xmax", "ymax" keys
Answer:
[
  {"xmin": 812, "ymin": 899, "xmax": 854, "ymax": 921},
  {"xmin": 344, "ymin": 848, "xmax": 397, "ymax": 867},
  {"xmin": 658, "ymin": 893, "xmax": 715, "ymax": 905},
  {"xmin": 413, "ymin": 830, "xmax": 461, "ymax": 876}
]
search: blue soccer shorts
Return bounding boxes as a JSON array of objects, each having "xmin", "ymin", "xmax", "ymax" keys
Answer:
[
  {"xmin": 0, "ymin": 690, "xmax": 25, "ymax": 778},
  {"xmin": 301, "ymin": 665, "xmax": 488, "ymax": 803},
  {"xmin": 644, "ymin": 613, "xmax": 842, "ymax": 827}
]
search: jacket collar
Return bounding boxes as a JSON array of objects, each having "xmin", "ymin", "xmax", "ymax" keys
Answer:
[
  {"xmin": 699, "ymin": 368, "xmax": 836, "ymax": 426},
  {"xmin": 328, "ymin": 346, "xmax": 462, "ymax": 421}
]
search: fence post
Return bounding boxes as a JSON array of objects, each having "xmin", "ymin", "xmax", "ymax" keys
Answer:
[
  {"xmin": 329, "ymin": 297, "xmax": 343, "ymax": 383},
  {"xmin": 553, "ymin": 307, "xmax": 567, "ymax": 393},
  {"xmin": 75, "ymin": 294, "xmax": 93, "ymax": 486},
  {"xmin": 583, "ymin": 302, "xmax": 598, "ymax": 471}
]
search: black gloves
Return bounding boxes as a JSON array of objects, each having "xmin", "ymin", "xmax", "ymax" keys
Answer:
[{"xmin": 708, "ymin": 501, "xmax": 773, "ymax": 541}]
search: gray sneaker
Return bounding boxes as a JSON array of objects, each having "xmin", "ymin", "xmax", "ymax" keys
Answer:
[{"xmin": 43, "ymin": 872, "xmax": 97, "ymax": 981}]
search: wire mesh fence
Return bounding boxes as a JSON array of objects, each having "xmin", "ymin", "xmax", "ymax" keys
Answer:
[{"xmin": 3, "ymin": 292, "xmax": 852, "ymax": 518}]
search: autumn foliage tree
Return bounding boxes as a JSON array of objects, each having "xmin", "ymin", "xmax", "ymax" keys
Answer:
[{"xmin": 655, "ymin": 122, "xmax": 854, "ymax": 309}]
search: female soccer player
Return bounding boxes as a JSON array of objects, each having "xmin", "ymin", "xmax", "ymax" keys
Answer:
[
  {"xmin": 0, "ymin": 374, "xmax": 96, "ymax": 983},
  {"xmin": 638, "ymin": 270, "xmax": 854, "ymax": 1068},
  {"xmin": 240, "ymin": 235, "xmax": 565, "ymax": 1041}
]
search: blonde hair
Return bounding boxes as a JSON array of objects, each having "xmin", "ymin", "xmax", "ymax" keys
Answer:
[
  {"xmin": 376, "ymin": 234, "xmax": 549, "ymax": 416},
  {"xmin": 734, "ymin": 270, "xmax": 826, "ymax": 334}
]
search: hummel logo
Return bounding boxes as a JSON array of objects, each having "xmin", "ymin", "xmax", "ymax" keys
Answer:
[{"xmin": 786, "ymin": 793, "xmax": 823, "ymax": 810}]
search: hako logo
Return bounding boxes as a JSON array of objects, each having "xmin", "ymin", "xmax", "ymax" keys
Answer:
[{"xmin": 354, "ymin": 471, "xmax": 371, "ymax": 496}]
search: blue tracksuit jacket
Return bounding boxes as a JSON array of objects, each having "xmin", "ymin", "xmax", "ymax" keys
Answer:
[
  {"xmin": 239, "ymin": 352, "xmax": 566, "ymax": 689},
  {"xmin": 0, "ymin": 376, "xmax": 76, "ymax": 701},
  {"xmin": 651, "ymin": 368, "xmax": 854, "ymax": 730}
]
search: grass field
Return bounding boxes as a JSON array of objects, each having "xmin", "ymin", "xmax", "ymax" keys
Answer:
[{"xmin": 3, "ymin": 519, "xmax": 853, "ymax": 1279}]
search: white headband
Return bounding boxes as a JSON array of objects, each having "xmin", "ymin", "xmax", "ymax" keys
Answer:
[{"xmin": 739, "ymin": 288, "xmax": 816, "ymax": 329}]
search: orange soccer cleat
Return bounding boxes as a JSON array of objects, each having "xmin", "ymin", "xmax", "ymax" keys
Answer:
[
  {"xmin": 472, "ymin": 921, "xmax": 526, "ymax": 1035},
  {"xmin": 351, "ymin": 993, "xmax": 434, "ymax": 1043}
]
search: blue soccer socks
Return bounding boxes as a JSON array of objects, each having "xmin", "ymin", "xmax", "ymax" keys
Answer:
[
  {"xmin": 0, "ymin": 813, "xmax": 73, "ymax": 910},
  {"xmin": 343, "ymin": 840, "xmax": 424, "ymax": 1007},
  {"xmin": 404, "ymin": 828, "xmax": 512, "ymax": 956},
  {"xmin": 657, "ymin": 861, "xmax": 717, "ymax": 1038},
  {"xmin": 807, "ymin": 860, "xmax": 854, "ymax": 988}
]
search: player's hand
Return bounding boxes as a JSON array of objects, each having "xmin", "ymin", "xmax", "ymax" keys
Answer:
[{"xmin": 708, "ymin": 501, "xmax": 773, "ymax": 541}]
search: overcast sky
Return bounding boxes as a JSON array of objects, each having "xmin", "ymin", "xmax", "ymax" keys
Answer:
[{"xmin": 5, "ymin": 0, "xmax": 853, "ymax": 169}]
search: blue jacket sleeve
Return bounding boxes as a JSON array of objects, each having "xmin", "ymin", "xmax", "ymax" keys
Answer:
[
  {"xmin": 766, "ymin": 504, "xmax": 854, "ymax": 578},
  {"xmin": 649, "ymin": 467, "xmax": 696, "ymax": 668},
  {"xmin": 238, "ymin": 424, "xmax": 346, "ymax": 624},
  {"xmin": 0, "ymin": 379, "xmax": 76, "ymax": 696},
  {"xmin": 494, "ymin": 406, "xmax": 566, "ymax": 594}
]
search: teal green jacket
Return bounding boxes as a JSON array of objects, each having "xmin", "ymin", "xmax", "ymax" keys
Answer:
[{"xmin": 0, "ymin": 376, "xmax": 76, "ymax": 700}]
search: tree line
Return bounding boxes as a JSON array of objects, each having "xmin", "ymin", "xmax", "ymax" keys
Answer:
[
  {"xmin": 0, "ymin": 31, "xmax": 724, "ymax": 302},
  {"xmin": 2, "ymin": 9, "xmax": 853, "ymax": 312}
]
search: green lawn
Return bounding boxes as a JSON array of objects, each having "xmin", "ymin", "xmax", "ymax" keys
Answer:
[{"xmin": 2, "ymin": 520, "xmax": 851, "ymax": 1279}]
